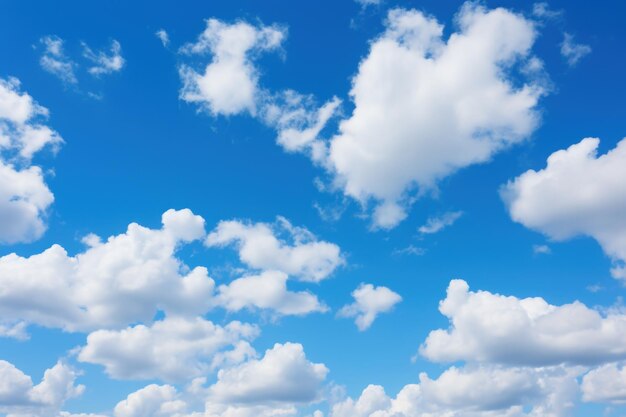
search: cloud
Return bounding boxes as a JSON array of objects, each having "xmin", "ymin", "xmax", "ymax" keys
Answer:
[
  {"xmin": 325, "ymin": 4, "xmax": 545, "ymax": 229},
  {"xmin": 156, "ymin": 29, "xmax": 170, "ymax": 48},
  {"xmin": 532, "ymin": 3, "xmax": 563, "ymax": 20},
  {"xmin": 502, "ymin": 137, "xmax": 626, "ymax": 280},
  {"xmin": 78, "ymin": 316, "xmax": 259, "ymax": 382},
  {"xmin": 0, "ymin": 360, "xmax": 84, "ymax": 416},
  {"xmin": 179, "ymin": 19, "xmax": 285, "ymax": 116},
  {"xmin": 582, "ymin": 363, "xmax": 626, "ymax": 404},
  {"xmin": 532, "ymin": 244, "xmax": 551, "ymax": 255},
  {"xmin": 330, "ymin": 365, "xmax": 579, "ymax": 417},
  {"xmin": 208, "ymin": 342, "xmax": 328, "ymax": 405},
  {"xmin": 114, "ymin": 384, "xmax": 186, "ymax": 417},
  {"xmin": 560, "ymin": 33, "xmax": 591, "ymax": 66},
  {"xmin": 206, "ymin": 217, "xmax": 343, "ymax": 282},
  {"xmin": 39, "ymin": 36, "xmax": 78, "ymax": 84},
  {"xmin": 338, "ymin": 283, "xmax": 402, "ymax": 330},
  {"xmin": 0, "ymin": 77, "xmax": 63, "ymax": 244},
  {"xmin": 420, "ymin": 279, "xmax": 626, "ymax": 366},
  {"xmin": 261, "ymin": 90, "xmax": 342, "ymax": 164},
  {"xmin": 83, "ymin": 40, "xmax": 125, "ymax": 76},
  {"xmin": 216, "ymin": 270, "xmax": 328, "ymax": 316},
  {"xmin": 418, "ymin": 211, "xmax": 463, "ymax": 234},
  {"xmin": 0, "ymin": 209, "xmax": 214, "ymax": 334}
]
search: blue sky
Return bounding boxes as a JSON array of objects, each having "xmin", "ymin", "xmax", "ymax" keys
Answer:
[{"xmin": 0, "ymin": 0, "xmax": 626, "ymax": 416}]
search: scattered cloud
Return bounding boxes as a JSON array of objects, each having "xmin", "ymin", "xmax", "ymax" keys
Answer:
[
  {"xmin": 155, "ymin": 29, "xmax": 170, "ymax": 47},
  {"xmin": 503, "ymin": 137, "xmax": 626, "ymax": 281},
  {"xmin": 532, "ymin": 244, "xmax": 551, "ymax": 255},
  {"xmin": 39, "ymin": 36, "xmax": 78, "ymax": 84},
  {"xmin": 83, "ymin": 39, "xmax": 125, "ymax": 76},
  {"xmin": 532, "ymin": 2, "xmax": 563, "ymax": 20},
  {"xmin": 338, "ymin": 283, "xmax": 402, "ymax": 330},
  {"xmin": 418, "ymin": 211, "xmax": 463, "ymax": 235},
  {"xmin": 560, "ymin": 33, "xmax": 591, "ymax": 66}
]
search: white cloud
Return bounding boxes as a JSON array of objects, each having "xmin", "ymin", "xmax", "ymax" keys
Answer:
[
  {"xmin": 338, "ymin": 283, "xmax": 401, "ymax": 330},
  {"xmin": 582, "ymin": 363, "xmax": 626, "ymax": 404},
  {"xmin": 208, "ymin": 342, "xmax": 328, "ymax": 405},
  {"xmin": 0, "ymin": 209, "xmax": 214, "ymax": 334},
  {"xmin": 206, "ymin": 217, "xmax": 343, "ymax": 282},
  {"xmin": 114, "ymin": 384, "xmax": 187, "ymax": 417},
  {"xmin": 418, "ymin": 211, "xmax": 463, "ymax": 234},
  {"xmin": 39, "ymin": 36, "xmax": 78, "ymax": 84},
  {"xmin": 0, "ymin": 360, "xmax": 84, "ymax": 416},
  {"xmin": 502, "ymin": 137, "xmax": 626, "ymax": 280},
  {"xmin": 83, "ymin": 40, "xmax": 125, "ymax": 76},
  {"xmin": 532, "ymin": 3, "xmax": 562, "ymax": 20},
  {"xmin": 0, "ymin": 78, "xmax": 63, "ymax": 244},
  {"xmin": 420, "ymin": 279, "xmax": 626, "ymax": 366},
  {"xmin": 78, "ymin": 316, "xmax": 259, "ymax": 382},
  {"xmin": 216, "ymin": 270, "xmax": 327, "ymax": 316},
  {"xmin": 179, "ymin": 19, "xmax": 285, "ymax": 116},
  {"xmin": 355, "ymin": 0, "xmax": 382, "ymax": 7},
  {"xmin": 560, "ymin": 33, "xmax": 591, "ymax": 66},
  {"xmin": 326, "ymin": 4, "xmax": 544, "ymax": 228},
  {"xmin": 261, "ymin": 90, "xmax": 342, "ymax": 164},
  {"xmin": 532, "ymin": 244, "xmax": 551, "ymax": 255},
  {"xmin": 330, "ymin": 365, "xmax": 579, "ymax": 417},
  {"xmin": 156, "ymin": 29, "xmax": 170, "ymax": 48}
]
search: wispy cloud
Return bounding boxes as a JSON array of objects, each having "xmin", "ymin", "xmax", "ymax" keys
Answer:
[
  {"xmin": 418, "ymin": 211, "xmax": 463, "ymax": 235},
  {"xmin": 39, "ymin": 36, "xmax": 77, "ymax": 84},
  {"xmin": 561, "ymin": 33, "xmax": 591, "ymax": 66},
  {"xmin": 83, "ymin": 40, "xmax": 125, "ymax": 76}
]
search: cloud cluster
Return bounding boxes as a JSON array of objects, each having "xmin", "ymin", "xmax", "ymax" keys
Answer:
[
  {"xmin": 110, "ymin": 343, "xmax": 327, "ymax": 417},
  {"xmin": 39, "ymin": 36, "xmax": 125, "ymax": 85},
  {"xmin": 503, "ymin": 137, "xmax": 626, "ymax": 280},
  {"xmin": 0, "ymin": 360, "xmax": 84, "ymax": 417},
  {"xmin": 0, "ymin": 78, "xmax": 63, "ymax": 244}
]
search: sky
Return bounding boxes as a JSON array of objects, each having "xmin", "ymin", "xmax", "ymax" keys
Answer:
[{"xmin": 0, "ymin": 0, "xmax": 626, "ymax": 416}]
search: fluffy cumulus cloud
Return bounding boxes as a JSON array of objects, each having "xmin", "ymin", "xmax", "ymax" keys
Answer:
[
  {"xmin": 39, "ymin": 36, "xmax": 78, "ymax": 84},
  {"xmin": 582, "ymin": 363, "xmax": 626, "ymax": 404},
  {"xmin": 420, "ymin": 279, "xmax": 626, "ymax": 366},
  {"xmin": 216, "ymin": 270, "xmax": 327, "ymax": 316},
  {"xmin": 0, "ymin": 360, "xmax": 84, "ymax": 416},
  {"xmin": 113, "ymin": 384, "xmax": 187, "ymax": 417},
  {"xmin": 338, "ymin": 283, "xmax": 401, "ymax": 330},
  {"xmin": 206, "ymin": 217, "xmax": 343, "ymax": 282},
  {"xmin": 0, "ymin": 209, "xmax": 214, "ymax": 335},
  {"xmin": 179, "ymin": 19, "xmax": 285, "ymax": 116},
  {"xmin": 503, "ymin": 137, "xmax": 626, "ymax": 280},
  {"xmin": 330, "ymin": 365, "xmax": 578, "ymax": 417},
  {"xmin": 111, "ymin": 343, "xmax": 327, "ymax": 417},
  {"xmin": 326, "ymin": 4, "xmax": 544, "ymax": 228},
  {"xmin": 78, "ymin": 317, "xmax": 259, "ymax": 382},
  {"xmin": 0, "ymin": 77, "xmax": 62, "ymax": 244},
  {"xmin": 208, "ymin": 342, "xmax": 328, "ymax": 405},
  {"xmin": 83, "ymin": 40, "xmax": 125, "ymax": 76}
]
